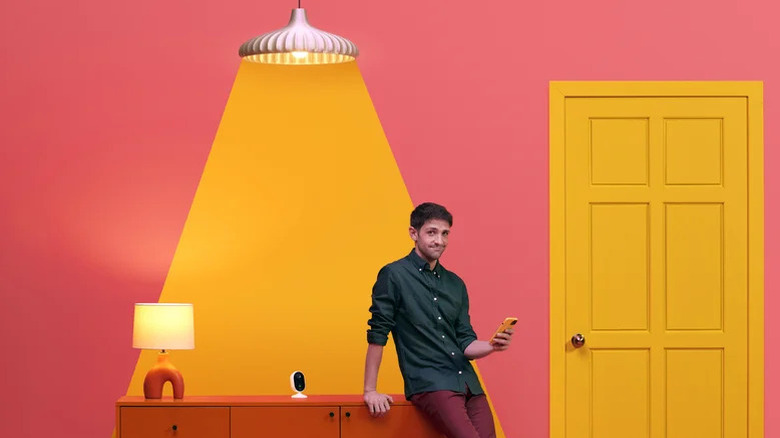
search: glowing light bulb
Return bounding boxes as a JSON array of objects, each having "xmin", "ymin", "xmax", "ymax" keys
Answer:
[{"xmin": 291, "ymin": 51, "xmax": 308, "ymax": 59}]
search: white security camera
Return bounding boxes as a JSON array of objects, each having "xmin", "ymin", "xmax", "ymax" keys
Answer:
[{"xmin": 290, "ymin": 370, "xmax": 307, "ymax": 398}]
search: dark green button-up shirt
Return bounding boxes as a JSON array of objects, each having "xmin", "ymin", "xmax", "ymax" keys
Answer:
[{"xmin": 367, "ymin": 249, "xmax": 483, "ymax": 399}]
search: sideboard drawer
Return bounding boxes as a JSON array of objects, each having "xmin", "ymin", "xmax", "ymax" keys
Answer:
[
  {"xmin": 341, "ymin": 405, "xmax": 444, "ymax": 438},
  {"xmin": 119, "ymin": 407, "xmax": 230, "ymax": 438},
  {"xmin": 232, "ymin": 406, "xmax": 340, "ymax": 438}
]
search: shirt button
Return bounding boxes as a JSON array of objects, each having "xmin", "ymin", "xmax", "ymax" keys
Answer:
[
  {"xmin": 438, "ymin": 316, "xmax": 442, "ymax": 320},
  {"xmin": 451, "ymin": 352, "xmax": 455, "ymax": 356},
  {"xmin": 458, "ymin": 371, "xmax": 463, "ymax": 375},
  {"xmin": 419, "ymin": 268, "xmax": 422, "ymax": 272},
  {"xmin": 433, "ymin": 297, "xmax": 438, "ymax": 301},
  {"xmin": 442, "ymin": 335, "xmax": 445, "ymax": 338}
]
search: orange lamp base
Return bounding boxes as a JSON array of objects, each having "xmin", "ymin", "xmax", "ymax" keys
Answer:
[{"xmin": 143, "ymin": 351, "xmax": 185, "ymax": 399}]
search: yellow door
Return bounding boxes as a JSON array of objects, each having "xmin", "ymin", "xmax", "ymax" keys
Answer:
[{"xmin": 550, "ymin": 83, "xmax": 764, "ymax": 438}]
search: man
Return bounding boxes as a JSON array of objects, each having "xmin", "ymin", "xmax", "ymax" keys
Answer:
[{"xmin": 363, "ymin": 202, "xmax": 513, "ymax": 438}]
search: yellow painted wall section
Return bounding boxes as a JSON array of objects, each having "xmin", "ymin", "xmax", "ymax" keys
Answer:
[
  {"xmin": 127, "ymin": 60, "xmax": 410, "ymax": 397},
  {"xmin": 124, "ymin": 60, "xmax": 504, "ymax": 437}
]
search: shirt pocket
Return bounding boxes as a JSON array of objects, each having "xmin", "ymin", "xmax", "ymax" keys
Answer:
[{"xmin": 400, "ymin": 291, "xmax": 436, "ymax": 321}]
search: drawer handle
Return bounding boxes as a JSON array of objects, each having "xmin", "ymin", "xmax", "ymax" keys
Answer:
[
  {"xmin": 172, "ymin": 425, "xmax": 178, "ymax": 431},
  {"xmin": 345, "ymin": 411, "xmax": 351, "ymax": 418},
  {"xmin": 329, "ymin": 412, "xmax": 335, "ymax": 418}
]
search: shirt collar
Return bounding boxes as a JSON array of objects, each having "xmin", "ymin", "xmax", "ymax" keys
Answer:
[{"xmin": 407, "ymin": 248, "xmax": 442, "ymax": 272}]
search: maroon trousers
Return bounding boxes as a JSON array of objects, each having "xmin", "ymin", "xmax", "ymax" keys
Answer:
[{"xmin": 410, "ymin": 388, "xmax": 496, "ymax": 438}]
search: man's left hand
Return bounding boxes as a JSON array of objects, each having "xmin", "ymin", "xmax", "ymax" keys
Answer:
[{"xmin": 491, "ymin": 328, "xmax": 513, "ymax": 351}]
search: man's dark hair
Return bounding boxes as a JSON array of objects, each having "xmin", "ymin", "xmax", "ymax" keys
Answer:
[{"xmin": 410, "ymin": 202, "xmax": 453, "ymax": 230}]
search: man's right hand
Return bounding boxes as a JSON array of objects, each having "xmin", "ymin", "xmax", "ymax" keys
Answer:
[{"xmin": 363, "ymin": 390, "xmax": 394, "ymax": 417}]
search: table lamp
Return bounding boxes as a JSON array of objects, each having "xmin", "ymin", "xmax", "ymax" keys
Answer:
[{"xmin": 132, "ymin": 303, "xmax": 194, "ymax": 399}]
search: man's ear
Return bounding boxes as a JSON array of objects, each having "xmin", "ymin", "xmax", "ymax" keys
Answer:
[{"xmin": 408, "ymin": 226, "xmax": 418, "ymax": 242}]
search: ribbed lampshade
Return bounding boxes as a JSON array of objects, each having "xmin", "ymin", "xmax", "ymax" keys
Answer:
[
  {"xmin": 239, "ymin": 8, "xmax": 359, "ymax": 65},
  {"xmin": 133, "ymin": 303, "xmax": 195, "ymax": 350}
]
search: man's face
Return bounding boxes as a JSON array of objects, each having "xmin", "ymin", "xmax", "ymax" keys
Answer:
[{"xmin": 410, "ymin": 218, "xmax": 450, "ymax": 263}]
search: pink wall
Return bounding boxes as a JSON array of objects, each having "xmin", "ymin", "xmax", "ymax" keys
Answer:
[{"xmin": 0, "ymin": 0, "xmax": 777, "ymax": 437}]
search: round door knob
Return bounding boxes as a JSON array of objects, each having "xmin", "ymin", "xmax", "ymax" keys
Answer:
[
  {"xmin": 345, "ymin": 411, "xmax": 351, "ymax": 418},
  {"xmin": 329, "ymin": 412, "xmax": 335, "ymax": 418},
  {"xmin": 571, "ymin": 334, "xmax": 585, "ymax": 348}
]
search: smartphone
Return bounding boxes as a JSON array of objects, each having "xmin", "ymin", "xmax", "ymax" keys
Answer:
[{"xmin": 489, "ymin": 317, "xmax": 517, "ymax": 344}]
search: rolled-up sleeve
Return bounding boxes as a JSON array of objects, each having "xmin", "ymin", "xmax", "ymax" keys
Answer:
[
  {"xmin": 367, "ymin": 266, "xmax": 397, "ymax": 346},
  {"xmin": 455, "ymin": 286, "xmax": 478, "ymax": 352}
]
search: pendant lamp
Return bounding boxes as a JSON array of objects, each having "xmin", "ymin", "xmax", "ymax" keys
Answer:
[{"xmin": 239, "ymin": 1, "xmax": 359, "ymax": 65}]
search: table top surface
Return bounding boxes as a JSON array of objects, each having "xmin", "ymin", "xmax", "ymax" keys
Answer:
[{"xmin": 117, "ymin": 394, "xmax": 411, "ymax": 407}]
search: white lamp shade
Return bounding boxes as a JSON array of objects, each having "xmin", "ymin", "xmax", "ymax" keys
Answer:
[
  {"xmin": 133, "ymin": 303, "xmax": 195, "ymax": 350},
  {"xmin": 239, "ymin": 8, "xmax": 358, "ymax": 65}
]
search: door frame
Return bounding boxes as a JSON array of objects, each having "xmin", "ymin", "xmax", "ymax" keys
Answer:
[{"xmin": 548, "ymin": 82, "xmax": 764, "ymax": 438}]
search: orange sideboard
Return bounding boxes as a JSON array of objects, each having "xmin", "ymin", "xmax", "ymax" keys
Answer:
[{"xmin": 116, "ymin": 395, "xmax": 444, "ymax": 438}]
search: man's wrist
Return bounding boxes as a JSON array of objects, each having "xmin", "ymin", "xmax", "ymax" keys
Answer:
[{"xmin": 364, "ymin": 388, "xmax": 377, "ymax": 394}]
